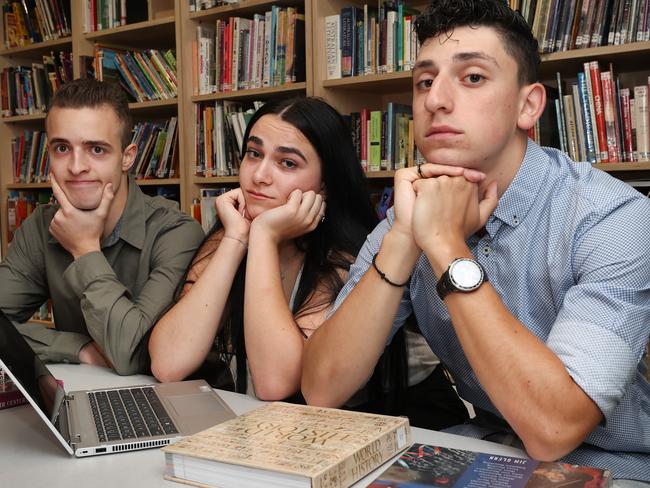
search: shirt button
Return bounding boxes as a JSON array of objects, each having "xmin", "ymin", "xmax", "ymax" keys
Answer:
[
  {"xmin": 483, "ymin": 246, "xmax": 491, "ymax": 256},
  {"xmin": 513, "ymin": 215, "xmax": 520, "ymax": 225}
]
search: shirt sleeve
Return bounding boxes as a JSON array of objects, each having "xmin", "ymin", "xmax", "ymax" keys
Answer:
[
  {"xmin": 328, "ymin": 207, "xmax": 413, "ymax": 342},
  {"xmin": 0, "ymin": 210, "xmax": 92, "ymax": 363},
  {"xmin": 547, "ymin": 195, "xmax": 650, "ymax": 421},
  {"xmin": 62, "ymin": 217, "xmax": 205, "ymax": 375}
]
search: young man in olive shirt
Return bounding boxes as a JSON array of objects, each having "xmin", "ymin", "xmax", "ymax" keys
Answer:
[{"xmin": 0, "ymin": 79, "xmax": 204, "ymax": 375}]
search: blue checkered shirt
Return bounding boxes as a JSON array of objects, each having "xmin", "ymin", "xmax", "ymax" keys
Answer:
[{"xmin": 333, "ymin": 140, "xmax": 650, "ymax": 481}]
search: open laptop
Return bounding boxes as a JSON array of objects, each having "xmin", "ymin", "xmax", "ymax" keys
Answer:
[{"xmin": 0, "ymin": 311, "xmax": 236, "ymax": 457}]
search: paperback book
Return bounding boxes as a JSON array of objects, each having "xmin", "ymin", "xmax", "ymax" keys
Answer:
[
  {"xmin": 370, "ymin": 444, "xmax": 612, "ymax": 488},
  {"xmin": 0, "ymin": 366, "xmax": 26, "ymax": 410},
  {"xmin": 162, "ymin": 401, "xmax": 411, "ymax": 488}
]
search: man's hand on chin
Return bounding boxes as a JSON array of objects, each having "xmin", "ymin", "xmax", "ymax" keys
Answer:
[{"xmin": 48, "ymin": 173, "xmax": 114, "ymax": 260}]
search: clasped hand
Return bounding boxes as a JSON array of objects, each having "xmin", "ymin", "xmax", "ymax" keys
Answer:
[
  {"xmin": 48, "ymin": 173, "xmax": 114, "ymax": 260},
  {"xmin": 393, "ymin": 163, "xmax": 498, "ymax": 252}
]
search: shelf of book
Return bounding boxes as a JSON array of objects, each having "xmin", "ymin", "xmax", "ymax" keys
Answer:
[
  {"xmin": 191, "ymin": 82, "xmax": 307, "ymax": 102},
  {"xmin": 7, "ymin": 182, "xmax": 51, "ymax": 190},
  {"xmin": 322, "ymin": 70, "xmax": 413, "ymax": 92},
  {"xmin": 189, "ymin": 0, "xmax": 306, "ymax": 21},
  {"xmin": 84, "ymin": 17, "xmax": 177, "ymax": 48},
  {"xmin": 136, "ymin": 177, "xmax": 181, "ymax": 186},
  {"xmin": 539, "ymin": 41, "xmax": 650, "ymax": 78},
  {"xmin": 1, "ymin": 113, "xmax": 47, "ymax": 123},
  {"xmin": 0, "ymin": 37, "xmax": 72, "ymax": 57},
  {"xmin": 193, "ymin": 176, "xmax": 239, "ymax": 184}
]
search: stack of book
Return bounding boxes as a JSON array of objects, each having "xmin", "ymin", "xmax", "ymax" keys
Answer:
[
  {"xmin": 2, "ymin": 0, "xmax": 71, "ymax": 48},
  {"xmin": 0, "ymin": 51, "xmax": 73, "ymax": 117},
  {"xmin": 194, "ymin": 100, "xmax": 263, "ymax": 177},
  {"xmin": 162, "ymin": 401, "xmax": 411, "ymax": 488},
  {"xmin": 509, "ymin": 0, "xmax": 650, "ymax": 54},
  {"xmin": 83, "ymin": 1, "xmax": 148, "ymax": 32},
  {"xmin": 324, "ymin": 2, "xmax": 421, "ymax": 80},
  {"xmin": 130, "ymin": 117, "xmax": 179, "ymax": 180},
  {"xmin": 11, "ymin": 130, "xmax": 49, "ymax": 183},
  {"xmin": 346, "ymin": 102, "xmax": 423, "ymax": 172},
  {"xmin": 94, "ymin": 45, "xmax": 178, "ymax": 103},
  {"xmin": 529, "ymin": 61, "xmax": 649, "ymax": 164},
  {"xmin": 6, "ymin": 190, "xmax": 51, "ymax": 242},
  {"xmin": 194, "ymin": 5, "xmax": 306, "ymax": 94}
]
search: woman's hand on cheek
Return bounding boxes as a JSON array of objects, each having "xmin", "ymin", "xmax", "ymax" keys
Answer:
[
  {"xmin": 216, "ymin": 188, "xmax": 251, "ymax": 241},
  {"xmin": 251, "ymin": 189, "xmax": 325, "ymax": 245}
]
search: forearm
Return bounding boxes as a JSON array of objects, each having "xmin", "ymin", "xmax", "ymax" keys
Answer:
[
  {"xmin": 244, "ymin": 236, "xmax": 305, "ymax": 400},
  {"xmin": 302, "ymin": 230, "xmax": 420, "ymax": 407},
  {"xmin": 429, "ymin": 245, "xmax": 601, "ymax": 459},
  {"xmin": 16, "ymin": 322, "xmax": 92, "ymax": 364},
  {"xmin": 149, "ymin": 238, "xmax": 247, "ymax": 381}
]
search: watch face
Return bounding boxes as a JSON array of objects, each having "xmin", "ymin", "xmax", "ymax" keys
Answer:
[{"xmin": 449, "ymin": 259, "xmax": 483, "ymax": 291}]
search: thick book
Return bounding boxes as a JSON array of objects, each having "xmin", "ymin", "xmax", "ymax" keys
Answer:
[
  {"xmin": 162, "ymin": 401, "xmax": 411, "ymax": 488},
  {"xmin": 370, "ymin": 443, "xmax": 612, "ymax": 488}
]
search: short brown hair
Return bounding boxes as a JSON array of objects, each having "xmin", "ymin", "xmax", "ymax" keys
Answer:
[{"xmin": 46, "ymin": 78, "xmax": 133, "ymax": 149}]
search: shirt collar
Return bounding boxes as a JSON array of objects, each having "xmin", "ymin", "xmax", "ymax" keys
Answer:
[
  {"xmin": 488, "ymin": 139, "xmax": 551, "ymax": 233},
  {"xmin": 47, "ymin": 174, "xmax": 146, "ymax": 250}
]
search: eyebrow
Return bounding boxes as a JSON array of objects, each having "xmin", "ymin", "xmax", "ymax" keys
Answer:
[
  {"xmin": 412, "ymin": 51, "xmax": 500, "ymax": 73},
  {"xmin": 47, "ymin": 138, "xmax": 112, "ymax": 147},
  {"xmin": 246, "ymin": 135, "xmax": 308, "ymax": 162}
]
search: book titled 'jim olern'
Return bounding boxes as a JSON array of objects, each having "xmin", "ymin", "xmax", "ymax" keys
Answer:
[{"xmin": 162, "ymin": 401, "xmax": 411, "ymax": 488}]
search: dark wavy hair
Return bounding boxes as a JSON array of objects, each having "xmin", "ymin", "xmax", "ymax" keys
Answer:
[
  {"xmin": 188, "ymin": 97, "xmax": 378, "ymax": 394},
  {"xmin": 414, "ymin": 0, "xmax": 540, "ymax": 85}
]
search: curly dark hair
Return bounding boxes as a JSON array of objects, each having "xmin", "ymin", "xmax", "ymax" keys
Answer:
[{"xmin": 414, "ymin": 0, "xmax": 540, "ymax": 85}]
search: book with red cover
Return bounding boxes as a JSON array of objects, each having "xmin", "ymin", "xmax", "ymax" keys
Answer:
[{"xmin": 371, "ymin": 444, "xmax": 612, "ymax": 488}]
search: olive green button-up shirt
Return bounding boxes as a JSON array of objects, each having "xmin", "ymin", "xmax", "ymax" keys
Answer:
[{"xmin": 0, "ymin": 176, "xmax": 204, "ymax": 375}]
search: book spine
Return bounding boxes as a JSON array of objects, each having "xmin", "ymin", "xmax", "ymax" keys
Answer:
[
  {"xmin": 368, "ymin": 110, "xmax": 382, "ymax": 171},
  {"xmin": 563, "ymin": 94, "xmax": 579, "ymax": 161},
  {"xmin": 313, "ymin": 420, "xmax": 410, "ymax": 488},
  {"xmin": 583, "ymin": 62, "xmax": 601, "ymax": 162},
  {"xmin": 589, "ymin": 61, "xmax": 609, "ymax": 162},
  {"xmin": 634, "ymin": 85, "xmax": 649, "ymax": 161},
  {"xmin": 619, "ymin": 88, "xmax": 634, "ymax": 161},
  {"xmin": 600, "ymin": 71, "xmax": 620, "ymax": 162},
  {"xmin": 577, "ymin": 72, "xmax": 597, "ymax": 164},
  {"xmin": 325, "ymin": 14, "xmax": 341, "ymax": 80}
]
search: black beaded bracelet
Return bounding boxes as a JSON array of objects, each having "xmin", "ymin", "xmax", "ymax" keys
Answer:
[{"xmin": 371, "ymin": 253, "xmax": 410, "ymax": 287}]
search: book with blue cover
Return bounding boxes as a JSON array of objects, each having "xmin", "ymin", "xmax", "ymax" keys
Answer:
[{"xmin": 370, "ymin": 444, "xmax": 612, "ymax": 488}]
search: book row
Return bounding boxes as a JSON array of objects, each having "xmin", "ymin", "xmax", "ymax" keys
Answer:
[
  {"xmin": 82, "ymin": 0, "xmax": 147, "ymax": 33},
  {"xmin": 94, "ymin": 45, "xmax": 178, "ymax": 103},
  {"xmin": 194, "ymin": 5, "xmax": 306, "ymax": 94},
  {"xmin": 0, "ymin": 50, "xmax": 72, "ymax": 117},
  {"xmin": 10, "ymin": 117, "xmax": 179, "ymax": 184},
  {"xmin": 194, "ymin": 100, "xmax": 263, "ymax": 177},
  {"xmin": 130, "ymin": 118, "xmax": 180, "ymax": 180},
  {"xmin": 346, "ymin": 103, "xmax": 424, "ymax": 172},
  {"xmin": 325, "ymin": 2, "xmax": 421, "ymax": 80},
  {"xmin": 510, "ymin": 0, "xmax": 650, "ymax": 53},
  {"xmin": 189, "ymin": 0, "xmax": 238, "ymax": 12},
  {"xmin": 2, "ymin": 0, "xmax": 71, "ymax": 48},
  {"xmin": 531, "ymin": 60, "xmax": 650, "ymax": 164},
  {"xmin": 6, "ymin": 189, "xmax": 51, "ymax": 242}
]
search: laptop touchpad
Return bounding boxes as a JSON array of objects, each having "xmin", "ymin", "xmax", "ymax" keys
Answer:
[{"xmin": 167, "ymin": 394, "xmax": 225, "ymax": 416}]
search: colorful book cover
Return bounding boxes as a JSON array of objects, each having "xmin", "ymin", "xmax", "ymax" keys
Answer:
[{"xmin": 371, "ymin": 444, "xmax": 612, "ymax": 488}]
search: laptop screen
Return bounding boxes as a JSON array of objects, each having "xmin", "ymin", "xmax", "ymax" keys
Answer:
[{"xmin": 0, "ymin": 312, "xmax": 66, "ymax": 425}]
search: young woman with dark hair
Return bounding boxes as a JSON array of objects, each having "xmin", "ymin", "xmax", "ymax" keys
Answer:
[{"xmin": 148, "ymin": 97, "xmax": 377, "ymax": 400}]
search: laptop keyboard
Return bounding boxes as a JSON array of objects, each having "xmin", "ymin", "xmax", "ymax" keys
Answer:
[{"xmin": 87, "ymin": 387, "xmax": 178, "ymax": 442}]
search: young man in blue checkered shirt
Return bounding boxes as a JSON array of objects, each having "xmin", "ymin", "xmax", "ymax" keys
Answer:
[{"xmin": 303, "ymin": 0, "xmax": 650, "ymax": 484}]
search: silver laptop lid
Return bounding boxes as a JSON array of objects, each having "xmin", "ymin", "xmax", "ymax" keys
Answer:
[{"xmin": 0, "ymin": 311, "xmax": 74, "ymax": 455}]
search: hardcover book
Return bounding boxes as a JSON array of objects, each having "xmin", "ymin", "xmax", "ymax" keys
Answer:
[
  {"xmin": 370, "ymin": 443, "xmax": 612, "ymax": 488},
  {"xmin": 162, "ymin": 401, "xmax": 411, "ymax": 488}
]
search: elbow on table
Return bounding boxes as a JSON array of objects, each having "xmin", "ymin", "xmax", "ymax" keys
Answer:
[
  {"xmin": 150, "ymin": 358, "xmax": 186, "ymax": 383},
  {"xmin": 520, "ymin": 423, "xmax": 588, "ymax": 462},
  {"xmin": 301, "ymin": 366, "xmax": 348, "ymax": 408}
]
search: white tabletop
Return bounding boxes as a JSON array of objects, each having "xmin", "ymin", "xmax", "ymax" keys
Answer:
[{"xmin": 0, "ymin": 364, "xmax": 526, "ymax": 488}]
